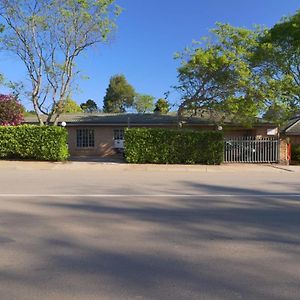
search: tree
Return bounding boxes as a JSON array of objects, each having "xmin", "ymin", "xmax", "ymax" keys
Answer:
[
  {"xmin": 175, "ymin": 23, "xmax": 266, "ymax": 126},
  {"xmin": 133, "ymin": 94, "xmax": 154, "ymax": 113},
  {"xmin": 0, "ymin": 0, "xmax": 121, "ymax": 125},
  {"xmin": 80, "ymin": 99, "xmax": 98, "ymax": 112},
  {"xmin": 0, "ymin": 94, "xmax": 24, "ymax": 125},
  {"xmin": 154, "ymin": 98, "xmax": 170, "ymax": 114},
  {"xmin": 103, "ymin": 74, "xmax": 135, "ymax": 113},
  {"xmin": 253, "ymin": 10, "xmax": 300, "ymax": 125},
  {"xmin": 61, "ymin": 98, "xmax": 82, "ymax": 113}
]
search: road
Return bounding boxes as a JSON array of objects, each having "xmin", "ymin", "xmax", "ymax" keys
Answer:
[{"xmin": 0, "ymin": 161, "xmax": 299, "ymax": 299}]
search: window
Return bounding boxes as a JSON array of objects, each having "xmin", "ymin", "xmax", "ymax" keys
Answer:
[
  {"xmin": 113, "ymin": 129, "xmax": 124, "ymax": 140},
  {"xmin": 76, "ymin": 129, "xmax": 95, "ymax": 148}
]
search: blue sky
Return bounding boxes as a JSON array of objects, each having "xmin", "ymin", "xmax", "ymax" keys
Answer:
[{"xmin": 0, "ymin": 0, "xmax": 299, "ymax": 110}]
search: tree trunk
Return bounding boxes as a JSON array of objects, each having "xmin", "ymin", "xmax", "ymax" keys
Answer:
[
  {"xmin": 32, "ymin": 95, "xmax": 44, "ymax": 126},
  {"xmin": 53, "ymin": 113, "xmax": 60, "ymax": 126}
]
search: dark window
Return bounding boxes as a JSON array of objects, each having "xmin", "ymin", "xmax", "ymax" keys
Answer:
[
  {"xmin": 76, "ymin": 129, "xmax": 95, "ymax": 148},
  {"xmin": 113, "ymin": 129, "xmax": 124, "ymax": 140}
]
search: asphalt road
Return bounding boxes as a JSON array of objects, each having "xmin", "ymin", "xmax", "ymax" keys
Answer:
[{"xmin": 0, "ymin": 161, "xmax": 299, "ymax": 299}]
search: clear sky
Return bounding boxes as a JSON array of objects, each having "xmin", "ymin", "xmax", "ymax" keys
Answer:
[{"xmin": 0, "ymin": 0, "xmax": 299, "ymax": 110}]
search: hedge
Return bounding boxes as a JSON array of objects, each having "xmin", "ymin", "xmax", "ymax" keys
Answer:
[
  {"xmin": 124, "ymin": 128, "xmax": 224, "ymax": 164},
  {"xmin": 0, "ymin": 125, "xmax": 69, "ymax": 161},
  {"xmin": 291, "ymin": 144, "xmax": 300, "ymax": 162}
]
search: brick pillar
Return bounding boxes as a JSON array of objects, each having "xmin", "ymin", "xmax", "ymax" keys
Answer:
[{"xmin": 279, "ymin": 138, "xmax": 289, "ymax": 165}]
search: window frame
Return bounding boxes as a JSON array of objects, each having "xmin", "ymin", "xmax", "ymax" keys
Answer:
[
  {"xmin": 113, "ymin": 128, "xmax": 125, "ymax": 140},
  {"xmin": 76, "ymin": 128, "xmax": 95, "ymax": 148}
]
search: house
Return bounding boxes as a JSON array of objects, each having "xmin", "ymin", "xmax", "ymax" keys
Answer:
[
  {"xmin": 281, "ymin": 115, "xmax": 300, "ymax": 145},
  {"xmin": 25, "ymin": 113, "xmax": 279, "ymax": 157}
]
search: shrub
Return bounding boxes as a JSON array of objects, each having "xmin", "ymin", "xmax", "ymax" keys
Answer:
[
  {"xmin": 0, "ymin": 94, "xmax": 24, "ymax": 125},
  {"xmin": 125, "ymin": 128, "xmax": 223, "ymax": 164},
  {"xmin": 291, "ymin": 144, "xmax": 300, "ymax": 162},
  {"xmin": 0, "ymin": 125, "xmax": 69, "ymax": 161}
]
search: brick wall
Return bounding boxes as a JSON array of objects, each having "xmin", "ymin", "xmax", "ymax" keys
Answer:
[
  {"xmin": 279, "ymin": 138, "xmax": 289, "ymax": 165},
  {"xmin": 67, "ymin": 126, "xmax": 118, "ymax": 157}
]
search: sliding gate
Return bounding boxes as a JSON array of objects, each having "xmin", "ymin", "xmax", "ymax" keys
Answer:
[{"xmin": 224, "ymin": 137, "xmax": 279, "ymax": 163}]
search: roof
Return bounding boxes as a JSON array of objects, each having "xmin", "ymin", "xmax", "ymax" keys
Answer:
[
  {"xmin": 24, "ymin": 112, "xmax": 275, "ymax": 127},
  {"xmin": 24, "ymin": 113, "xmax": 218, "ymax": 126},
  {"xmin": 282, "ymin": 116, "xmax": 300, "ymax": 135}
]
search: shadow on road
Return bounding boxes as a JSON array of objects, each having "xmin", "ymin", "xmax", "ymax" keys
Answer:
[
  {"xmin": 0, "ymin": 182, "xmax": 300, "ymax": 299},
  {"xmin": 69, "ymin": 154, "xmax": 126, "ymax": 163}
]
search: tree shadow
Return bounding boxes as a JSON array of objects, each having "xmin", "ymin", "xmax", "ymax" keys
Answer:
[
  {"xmin": 69, "ymin": 154, "xmax": 126, "ymax": 163},
  {"xmin": 0, "ymin": 181, "xmax": 300, "ymax": 299}
]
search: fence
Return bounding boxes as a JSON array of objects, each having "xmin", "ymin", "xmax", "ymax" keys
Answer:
[{"xmin": 224, "ymin": 137, "xmax": 279, "ymax": 163}]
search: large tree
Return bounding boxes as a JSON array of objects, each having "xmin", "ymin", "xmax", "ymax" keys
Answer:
[
  {"xmin": 61, "ymin": 98, "xmax": 82, "ymax": 113},
  {"xmin": 176, "ymin": 13, "xmax": 300, "ymax": 126},
  {"xmin": 154, "ymin": 98, "xmax": 170, "ymax": 114},
  {"xmin": 133, "ymin": 94, "xmax": 154, "ymax": 113},
  {"xmin": 175, "ymin": 23, "xmax": 266, "ymax": 126},
  {"xmin": 103, "ymin": 74, "xmax": 135, "ymax": 113},
  {"xmin": 80, "ymin": 99, "xmax": 98, "ymax": 112},
  {"xmin": 254, "ymin": 10, "xmax": 300, "ymax": 124},
  {"xmin": 0, "ymin": 0, "xmax": 121, "ymax": 125}
]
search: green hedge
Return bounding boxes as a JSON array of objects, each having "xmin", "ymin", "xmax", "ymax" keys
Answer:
[
  {"xmin": 124, "ymin": 128, "xmax": 224, "ymax": 164},
  {"xmin": 0, "ymin": 125, "xmax": 69, "ymax": 161},
  {"xmin": 291, "ymin": 144, "xmax": 300, "ymax": 162}
]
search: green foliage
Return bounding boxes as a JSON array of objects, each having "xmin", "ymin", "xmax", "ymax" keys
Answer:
[
  {"xmin": 174, "ymin": 19, "xmax": 300, "ymax": 126},
  {"xmin": 0, "ymin": 0, "xmax": 121, "ymax": 124},
  {"xmin": 262, "ymin": 104, "xmax": 292, "ymax": 124},
  {"xmin": 291, "ymin": 144, "xmax": 300, "ymax": 162},
  {"xmin": 61, "ymin": 98, "xmax": 83, "ymax": 113},
  {"xmin": 254, "ymin": 10, "xmax": 300, "ymax": 124},
  {"xmin": 125, "ymin": 128, "xmax": 223, "ymax": 164},
  {"xmin": 154, "ymin": 98, "xmax": 170, "ymax": 114},
  {"xmin": 0, "ymin": 125, "xmax": 69, "ymax": 161},
  {"xmin": 80, "ymin": 99, "xmax": 98, "ymax": 112},
  {"xmin": 267, "ymin": 10, "xmax": 300, "ymax": 48},
  {"xmin": 134, "ymin": 94, "xmax": 155, "ymax": 113},
  {"xmin": 175, "ymin": 23, "xmax": 266, "ymax": 127},
  {"xmin": 103, "ymin": 75, "xmax": 135, "ymax": 113}
]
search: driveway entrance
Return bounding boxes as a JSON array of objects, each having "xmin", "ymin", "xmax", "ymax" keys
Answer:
[{"xmin": 224, "ymin": 137, "xmax": 279, "ymax": 163}]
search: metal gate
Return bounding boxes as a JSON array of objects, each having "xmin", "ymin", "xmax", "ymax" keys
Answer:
[{"xmin": 224, "ymin": 137, "xmax": 279, "ymax": 163}]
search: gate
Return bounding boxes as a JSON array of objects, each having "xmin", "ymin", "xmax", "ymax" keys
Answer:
[{"xmin": 224, "ymin": 137, "xmax": 279, "ymax": 163}]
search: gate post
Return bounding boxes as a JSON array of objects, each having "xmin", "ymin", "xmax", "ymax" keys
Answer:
[{"xmin": 279, "ymin": 138, "xmax": 289, "ymax": 165}]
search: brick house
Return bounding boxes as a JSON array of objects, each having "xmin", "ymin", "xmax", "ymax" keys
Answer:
[
  {"xmin": 25, "ymin": 113, "xmax": 279, "ymax": 157},
  {"xmin": 281, "ymin": 115, "xmax": 300, "ymax": 145}
]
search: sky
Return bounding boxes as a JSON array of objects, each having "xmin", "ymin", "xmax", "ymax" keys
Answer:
[{"xmin": 0, "ymin": 0, "xmax": 299, "ymax": 110}]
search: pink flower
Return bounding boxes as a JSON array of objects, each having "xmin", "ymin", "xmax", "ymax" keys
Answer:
[{"xmin": 0, "ymin": 94, "xmax": 24, "ymax": 126}]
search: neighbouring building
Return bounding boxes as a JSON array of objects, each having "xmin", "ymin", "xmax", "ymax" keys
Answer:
[{"xmin": 281, "ymin": 115, "xmax": 300, "ymax": 145}]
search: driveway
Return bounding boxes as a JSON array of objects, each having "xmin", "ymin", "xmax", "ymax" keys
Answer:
[{"xmin": 0, "ymin": 161, "xmax": 299, "ymax": 299}]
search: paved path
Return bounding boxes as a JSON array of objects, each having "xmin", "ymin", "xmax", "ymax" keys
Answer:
[{"xmin": 0, "ymin": 161, "xmax": 299, "ymax": 299}]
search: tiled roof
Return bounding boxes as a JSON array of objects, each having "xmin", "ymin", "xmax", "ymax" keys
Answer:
[
  {"xmin": 24, "ymin": 113, "xmax": 217, "ymax": 126},
  {"xmin": 282, "ymin": 117, "xmax": 300, "ymax": 135},
  {"xmin": 24, "ymin": 112, "xmax": 274, "ymax": 127}
]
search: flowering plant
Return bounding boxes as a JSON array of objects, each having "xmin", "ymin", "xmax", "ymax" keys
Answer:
[{"xmin": 0, "ymin": 94, "xmax": 24, "ymax": 126}]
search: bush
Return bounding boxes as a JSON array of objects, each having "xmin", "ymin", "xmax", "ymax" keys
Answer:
[
  {"xmin": 0, "ymin": 94, "xmax": 24, "ymax": 125},
  {"xmin": 291, "ymin": 144, "xmax": 300, "ymax": 162},
  {"xmin": 125, "ymin": 128, "xmax": 223, "ymax": 164},
  {"xmin": 0, "ymin": 125, "xmax": 69, "ymax": 161}
]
